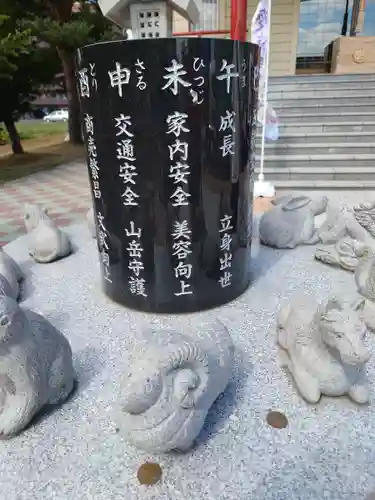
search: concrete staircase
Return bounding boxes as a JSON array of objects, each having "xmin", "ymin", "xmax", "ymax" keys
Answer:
[{"xmin": 256, "ymin": 73, "xmax": 375, "ymax": 189}]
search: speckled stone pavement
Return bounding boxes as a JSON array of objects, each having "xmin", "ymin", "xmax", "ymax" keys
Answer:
[{"xmin": 0, "ymin": 161, "xmax": 91, "ymax": 246}]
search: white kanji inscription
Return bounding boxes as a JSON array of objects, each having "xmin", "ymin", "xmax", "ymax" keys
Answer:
[
  {"xmin": 219, "ymin": 271, "xmax": 232, "ymax": 288},
  {"xmin": 93, "ymin": 180, "xmax": 101, "ymax": 199},
  {"xmin": 84, "ymin": 114, "xmax": 94, "ymax": 135},
  {"xmin": 98, "ymin": 230, "xmax": 109, "ymax": 250},
  {"xmin": 122, "ymin": 186, "xmax": 139, "ymax": 206},
  {"xmin": 127, "ymin": 240, "xmax": 143, "ymax": 258},
  {"xmin": 101, "ymin": 248, "xmax": 110, "ymax": 266},
  {"xmin": 216, "ymin": 59, "xmax": 239, "ymax": 94},
  {"xmin": 161, "ymin": 59, "xmax": 191, "ymax": 96},
  {"xmin": 89, "ymin": 157, "xmax": 99, "ymax": 180},
  {"xmin": 129, "ymin": 259, "xmax": 144, "ymax": 276},
  {"xmin": 220, "ymin": 134, "xmax": 235, "ymax": 157},
  {"xmin": 103, "ymin": 266, "xmax": 112, "ymax": 283},
  {"xmin": 78, "ymin": 68, "xmax": 90, "ymax": 98},
  {"xmin": 169, "ymin": 163, "xmax": 190, "ymax": 184},
  {"xmin": 172, "ymin": 220, "xmax": 191, "ymax": 240},
  {"xmin": 97, "ymin": 212, "xmax": 106, "ymax": 232},
  {"xmin": 219, "ymin": 110, "xmax": 236, "ymax": 132},
  {"xmin": 108, "ymin": 62, "xmax": 131, "ymax": 97},
  {"xmin": 125, "ymin": 222, "xmax": 142, "ymax": 238},
  {"xmin": 220, "ymin": 233, "xmax": 232, "ymax": 252},
  {"xmin": 89, "ymin": 63, "xmax": 98, "ymax": 91},
  {"xmin": 174, "ymin": 262, "xmax": 192, "ymax": 279},
  {"xmin": 166, "ymin": 112, "xmax": 190, "ymax": 137},
  {"xmin": 115, "ymin": 114, "xmax": 134, "ymax": 137},
  {"xmin": 170, "ymin": 186, "xmax": 191, "ymax": 207},
  {"xmin": 172, "ymin": 240, "xmax": 192, "ymax": 260},
  {"xmin": 129, "ymin": 276, "xmax": 147, "ymax": 297},
  {"xmin": 175, "ymin": 280, "xmax": 193, "ymax": 296},
  {"xmin": 117, "ymin": 139, "xmax": 136, "ymax": 161},
  {"xmin": 219, "ymin": 214, "xmax": 233, "ymax": 233},
  {"xmin": 87, "ymin": 136, "xmax": 97, "ymax": 157},
  {"xmin": 219, "ymin": 252, "xmax": 232, "ymax": 270},
  {"xmin": 119, "ymin": 163, "xmax": 137, "ymax": 184},
  {"xmin": 168, "ymin": 140, "xmax": 188, "ymax": 161}
]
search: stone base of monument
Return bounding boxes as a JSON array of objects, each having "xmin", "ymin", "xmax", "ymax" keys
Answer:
[{"xmin": 3, "ymin": 221, "xmax": 375, "ymax": 499}]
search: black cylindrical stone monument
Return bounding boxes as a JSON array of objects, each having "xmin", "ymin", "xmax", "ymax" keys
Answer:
[{"xmin": 77, "ymin": 37, "xmax": 259, "ymax": 313}]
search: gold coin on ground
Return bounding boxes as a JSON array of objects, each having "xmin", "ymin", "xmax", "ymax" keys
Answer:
[
  {"xmin": 266, "ymin": 410, "xmax": 288, "ymax": 429},
  {"xmin": 137, "ymin": 462, "xmax": 162, "ymax": 485}
]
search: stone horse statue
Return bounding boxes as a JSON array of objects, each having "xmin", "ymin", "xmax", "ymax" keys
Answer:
[{"xmin": 276, "ymin": 295, "xmax": 370, "ymax": 404}]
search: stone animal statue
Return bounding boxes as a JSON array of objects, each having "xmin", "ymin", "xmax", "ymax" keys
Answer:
[
  {"xmin": 86, "ymin": 208, "xmax": 96, "ymax": 238},
  {"xmin": 0, "ymin": 295, "xmax": 76, "ymax": 438},
  {"xmin": 353, "ymin": 201, "xmax": 375, "ymax": 239},
  {"xmin": 116, "ymin": 321, "xmax": 234, "ymax": 453},
  {"xmin": 259, "ymin": 194, "xmax": 328, "ymax": 249},
  {"xmin": 0, "ymin": 247, "xmax": 23, "ymax": 300},
  {"xmin": 23, "ymin": 204, "xmax": 72, "ymax": 263},
  {"xmin": 276, "ymin": 295, "xmax": 370, "ymax": 404},
  {"xmin": 314, "ymin": 237, "xmax": 365, "ymax": 272},
  {"xmin": 354, "ymin": 244, "xmax": 375, "ymax": 302},
  {"xmin": 317, "ymin": 205, "xmax": 368, "ymax": 244}
]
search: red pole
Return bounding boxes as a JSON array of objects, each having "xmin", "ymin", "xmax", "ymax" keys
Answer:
[{"xmin": 231, "ymin": 0, "xmax": 248, "ymax": 41}]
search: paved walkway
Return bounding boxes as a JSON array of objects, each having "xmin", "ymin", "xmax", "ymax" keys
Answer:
[{"xmin": 0, "ymin": 161, "xmax": 91, "ymax": 246}]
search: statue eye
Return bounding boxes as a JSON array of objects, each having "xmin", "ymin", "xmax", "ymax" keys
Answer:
[{"xmin": 0, "ymin": 315, "xmax": 10, "ymax": 327}]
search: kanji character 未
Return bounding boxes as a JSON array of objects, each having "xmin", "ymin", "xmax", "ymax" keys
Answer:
[{"xmin": 161, "ymin": 59, "xmax": 191, "ymax": 95}]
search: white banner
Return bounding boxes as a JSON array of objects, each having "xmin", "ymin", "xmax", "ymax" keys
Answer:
[{"xmin": 251, "ymin": 0, "xmax": 270, "ymax": 108}]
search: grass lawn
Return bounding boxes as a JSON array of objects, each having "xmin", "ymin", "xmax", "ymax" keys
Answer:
[
  {"xmin": 16, "ymin": 121, "xmax": 68, "ymax": 141},
  {"xmin": 0, "ymin": 142, "xmax": 85, "ymax": 184}
]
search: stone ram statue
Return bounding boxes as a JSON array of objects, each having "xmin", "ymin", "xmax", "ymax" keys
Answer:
[
  {"xmin": 317, "ymin": 205, "xmax": 368, "ymax": 244},
  {"xmin": 259, "ymin": 194, "xmax": 328, "ymax": 249},
  {"xmin": 0, "ymin": 295, "xmax": 76, "ymax": 438},
  {"xmin": 0, "ymin": 247, "xmax": 23, "ymax": 300},
  {"xmin": 23, "ymin": 204, "xmax": 72, "ymax": 263},
  {"xmin": 353, "ymin": 201, "xmax": 375, "ymax": 239},
  {"xmin": 314, "ymin": 237, "xmax": 365, "ymax": 272},
  {"xmin": 276, "ymin": 295, "xmax": 370, "ymax": 404},
  {"xmin": 116, "ymin": 321, "xmax": 234, "ymax": 453}
]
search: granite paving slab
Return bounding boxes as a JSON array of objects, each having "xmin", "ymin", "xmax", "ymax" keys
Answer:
[{"xmin": 2, "ymin": 217, "xmax": 375, "ymax": 499}]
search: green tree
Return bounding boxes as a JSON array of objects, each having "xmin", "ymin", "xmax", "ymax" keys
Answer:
[
  {"xmin": 20, "ymin": 0, "xmax": 122, "ymax": 144},
  {"xmin": 0, "ymin": 9, "xmax": 60, "ymax": 153}
]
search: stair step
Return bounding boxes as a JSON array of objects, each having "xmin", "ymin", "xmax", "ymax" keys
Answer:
[
  {"xmin": 276, "ymin": 104, "xmax": 375, "ymax": 116},
  {"xmin": 256, "ymin": 131, "xmax": 375, "ymax": 144},
  {"xmin": 269, "ymin": 86, "xmax": 375, "ymax": 100},
  {"xmin": 272, "ymin": 95, "xmax": 375, "ymax": 108},
  {"xmin": 270, "ymin": 80, "xmax": 375, "ymax": 92},
  {"xmin": 255, "ymin": 165, "xmax": 375, "ymax": 181},
  {"xmin": 281, "ymin": 112, "xmax": 375, "ymax": 124},
  {"xmin": 269, "ymin": 74, "xmax": 375, "ymax": 85},
  {"xmin": 268, "ymin": 179, "xmax": 375, "ymax": 190},
  {"xmin": 279, "ymin": 122, "xmax": 375, "ymax": 133},
  {"xmin": 259, "ymin": 142, "xmax": 375, "ymax": 156}
]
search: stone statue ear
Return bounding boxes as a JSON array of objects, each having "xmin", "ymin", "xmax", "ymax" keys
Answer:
[
  {"xmin": 282, "ymin": 196, "xmax": 311, "ymax": 212},
  {"xmin": 352, "ymin": 297, "xmax": 366, "ymax": 312}
]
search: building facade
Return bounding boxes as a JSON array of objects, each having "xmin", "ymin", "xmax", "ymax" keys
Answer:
[{"xmin": 173, "ymin": 0, "xmax": 375, "ymax": 76}]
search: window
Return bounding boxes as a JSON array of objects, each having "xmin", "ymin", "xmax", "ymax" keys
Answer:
[{"xmin": 191, "ymin": 0, "xmax": 219, "ymax": 31}]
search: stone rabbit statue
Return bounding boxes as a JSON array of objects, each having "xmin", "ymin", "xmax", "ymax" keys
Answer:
[
  {"xmin": 23, "ymin": 204, "xmax": 72, "ymax": 263},
  {"xmin": 259, "ymin": 194, "xmax": 328, "ymax": 249},
  {"xmin": 0, "ymin": 295, "xmax": 76, "ymax": 438},
  {"xmin": 277, "ymin": 295, "xmax": 370, "ymax": 404},
  {"xmin": 0, "ymin": 247, "xmax": 23, "ymax": 301},
  {"xmin": 86, "ymin": 207, "xmax": 96, "ymax": 239},
  {"xmin": 116, "ymin": 321, "xmax": 234, "ymax": 453}
]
